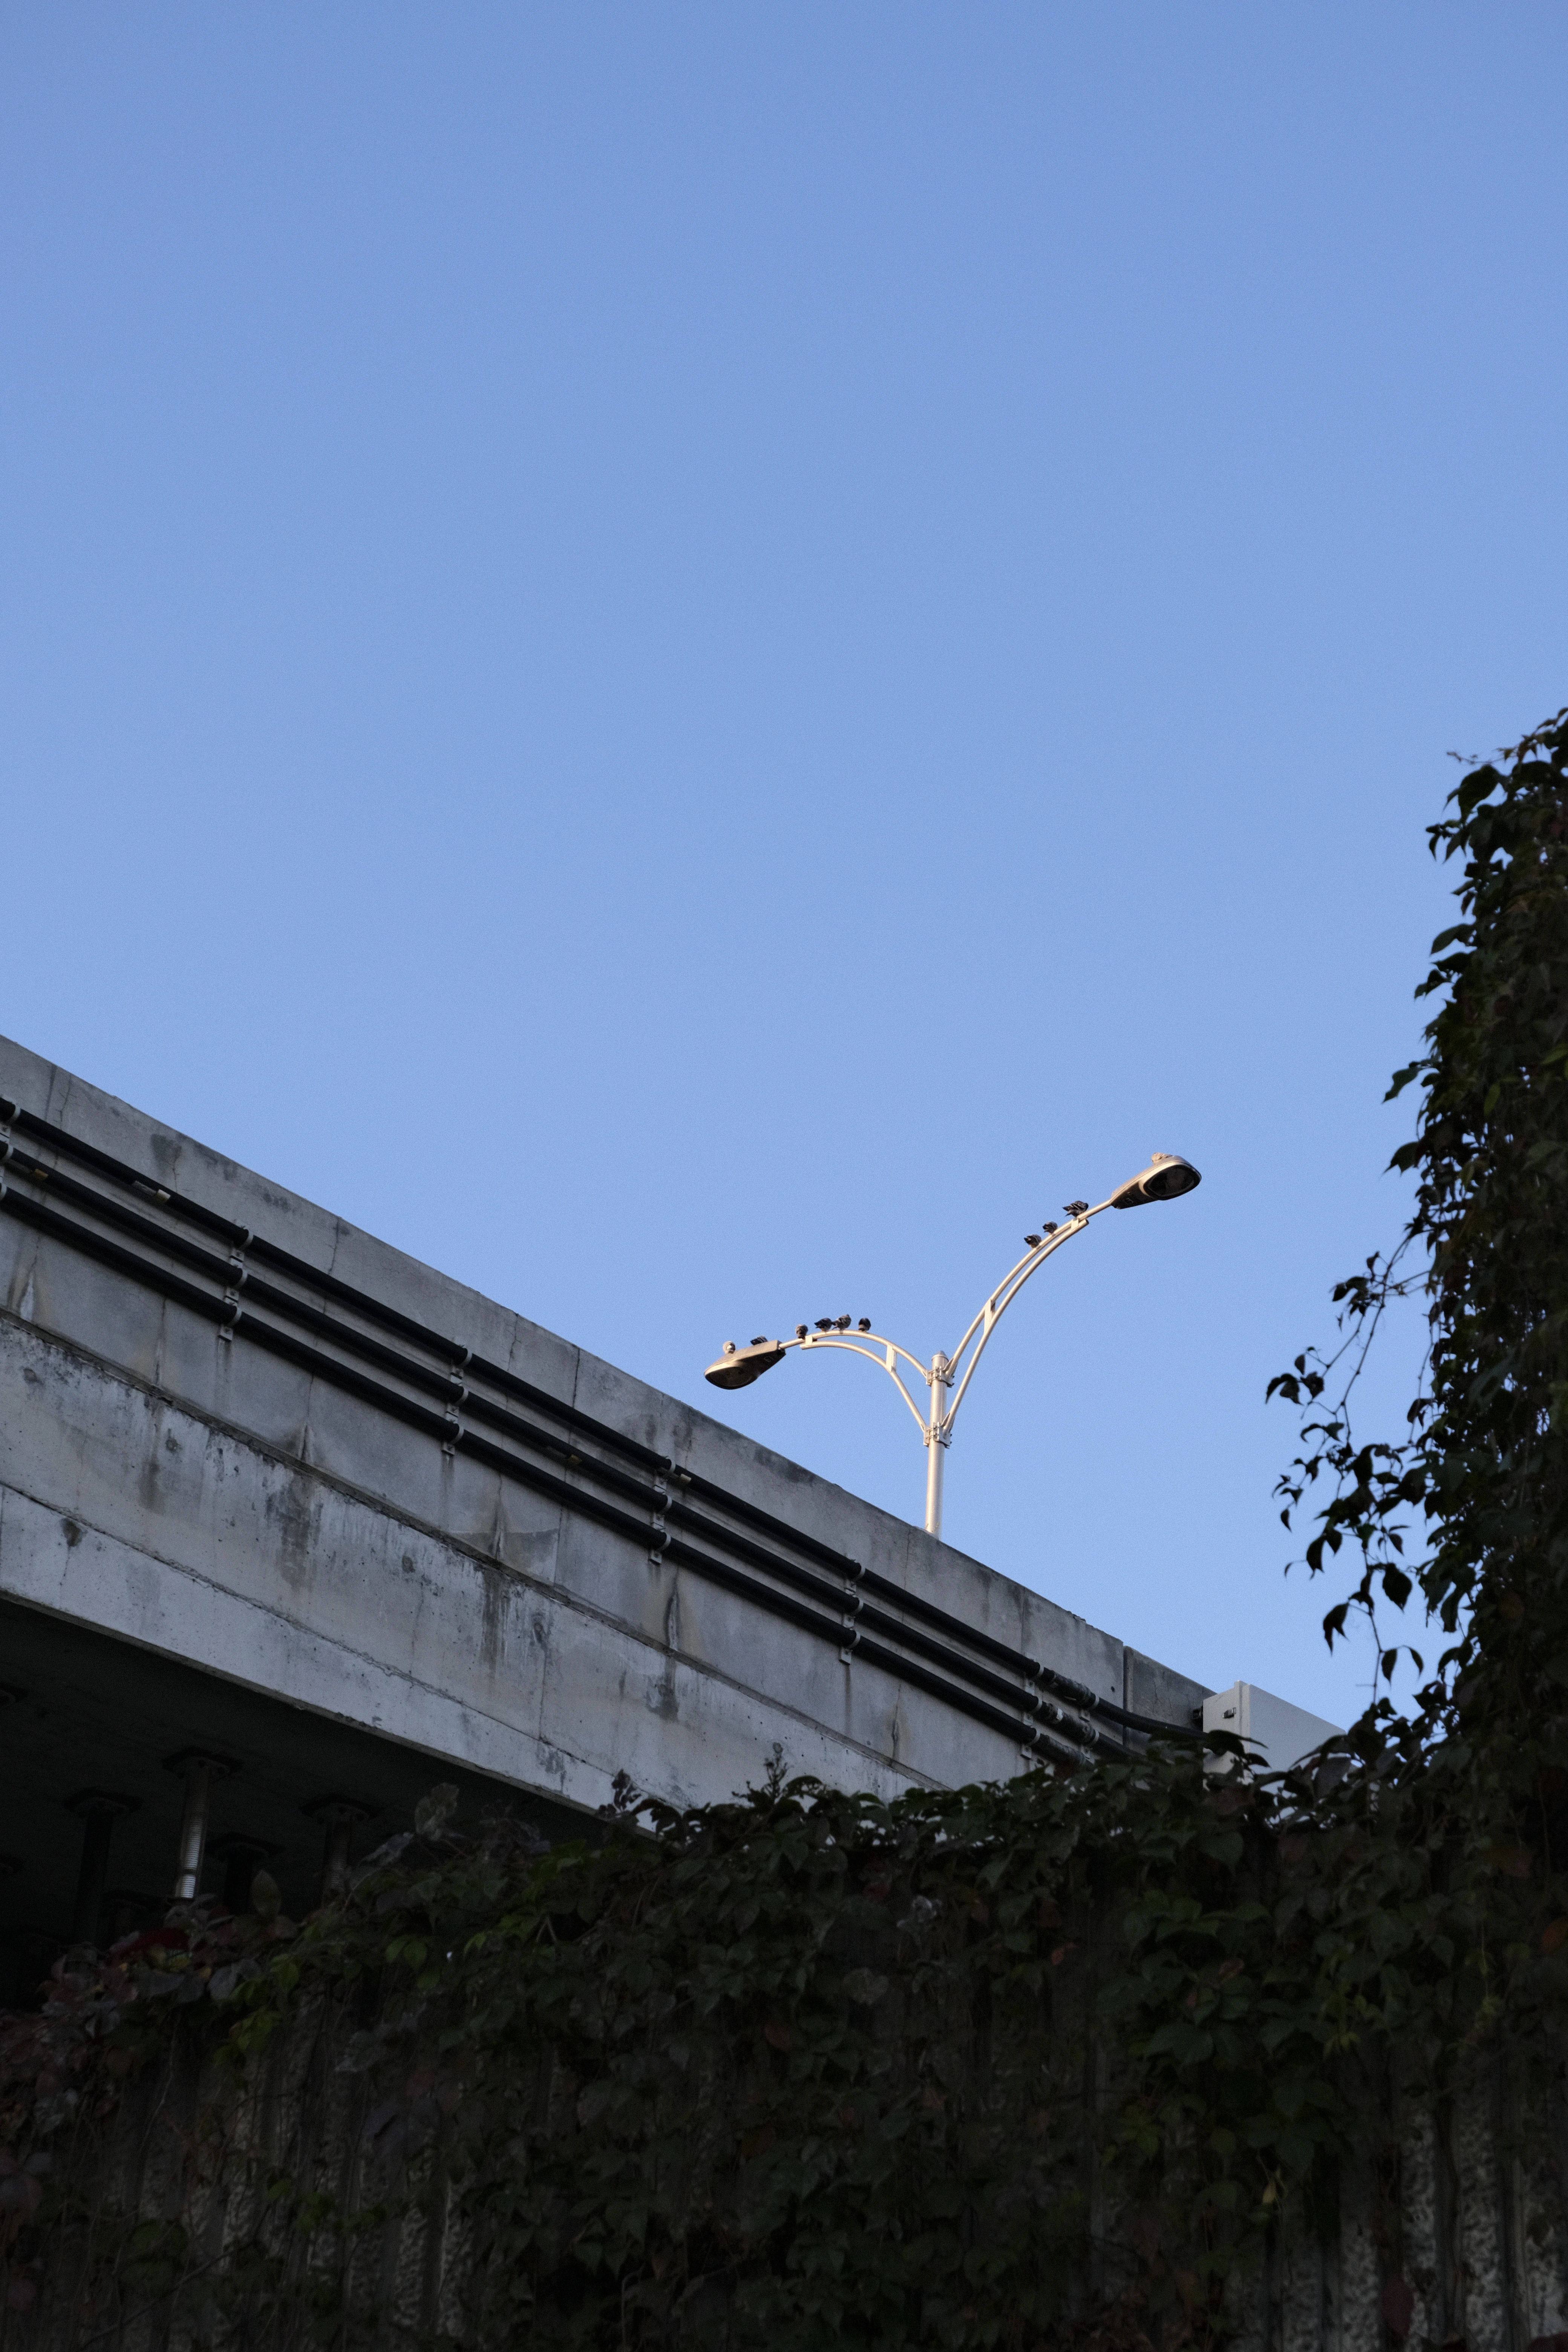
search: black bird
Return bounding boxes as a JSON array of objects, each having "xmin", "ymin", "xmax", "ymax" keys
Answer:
[
  {"xmin": 1064, "ymin": 1200, "xmax": 1090, "ymax": 1217},
  {"xmin": 835, "ymin": 1315, "xmax": 852, "ymax": 1330},
  {"xmin": 857, "ymin": 1317, "xmax": 872, "ymax": 1332},
  {"xmin": 1043, "ymin": 1221, "xmax": 1059, "ymax": 1234},
  {"xmin": 1024, "ymin": 1234, "xmax": 1042, "ymax": 1249},
  {"xmin": 796, "ymin": 1324, "xmax": 809, "ymax": 1339},
  {"xmin": 750, "ymin": 1336, "xmax": 769, "ymax": 1346},
  {"xmin": 815, "ymin": 1318, "xmax": 834, "ymax": 1332}
]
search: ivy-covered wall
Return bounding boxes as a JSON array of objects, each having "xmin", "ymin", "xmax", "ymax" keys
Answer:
[{"xmin": 1, "ymin": 1762, "xmax": 1565, "ymax": 2350}]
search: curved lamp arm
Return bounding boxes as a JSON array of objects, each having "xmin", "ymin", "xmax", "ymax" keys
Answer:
[
  {"xmin": 784, "ymin": 1330, "xmax": 930, "ymax": 1438},
  {"xmin": 939, "ymin": 1195, "xmax": 1112, "ymax": 1438}
]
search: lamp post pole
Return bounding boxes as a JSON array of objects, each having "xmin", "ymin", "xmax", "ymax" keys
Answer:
[
  {"xmin": 705, "ymin": 1152, "xmax": 1201, "ymax": 1542},
  {"xmin": 925, "ymin": 1353, "xmax": 949, "ymax": 1538}
]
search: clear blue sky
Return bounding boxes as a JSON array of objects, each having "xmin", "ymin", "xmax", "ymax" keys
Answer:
[{"xmin": 3, "ymin": 5, "xmax": 1563, "ymax": 1726}]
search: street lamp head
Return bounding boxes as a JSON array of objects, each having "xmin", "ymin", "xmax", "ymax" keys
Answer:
[
  {"xmin": 704, "ymin": 1338, "xmax": 787, "ymax": 1391},
  {"xmin": 1109, "ymin": 1151, "xmax": 1202, "ymax": 1209}
]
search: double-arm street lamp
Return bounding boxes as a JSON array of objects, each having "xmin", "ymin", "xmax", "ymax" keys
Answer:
[{"xmin": 703, "ymin": 1151, "xmax": 1201, "ymax": 1541}]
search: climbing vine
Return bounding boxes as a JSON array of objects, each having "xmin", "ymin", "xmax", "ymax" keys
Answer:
[
  {"xmin": 1271, "ymin": 704, "xmax": 1568, "ymax": 1844},
  {"xmin": 2, "ymin": 710, "xmax": 1567, "ymax": 2349}
]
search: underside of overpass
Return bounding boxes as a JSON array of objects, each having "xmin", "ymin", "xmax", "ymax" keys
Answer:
[{"xmin": 0, "ymin": 1595, "xmax": 588, "ymax": 2005}]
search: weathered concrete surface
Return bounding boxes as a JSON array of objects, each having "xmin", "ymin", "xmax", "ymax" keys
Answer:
[
  {"xmin": 0, "ymin": 1034, "xmax": 1208, "ymax": 1943},
  {"xmin": 8, "ymin": 1974, "xmax": 1564, "ymax": 2352}
]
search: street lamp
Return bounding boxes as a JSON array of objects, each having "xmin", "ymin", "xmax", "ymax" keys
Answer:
[{"xmin": 703, "ymin": 1152, "xmax": 1200, "ymax": 1540}]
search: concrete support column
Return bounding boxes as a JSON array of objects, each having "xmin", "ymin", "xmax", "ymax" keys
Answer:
[
  {"xmin": 208, "ymin": 1832, "xmax": 279, "ymax": 1915},
  {"xmin": 163, "ymin": 1749, "xmax": 237, "ymax": 1902},
  {"xmin": 305, "ymin": 1796, "xmax": 374, "ymax": 1905},
  {"xmin": 65, "ymin": 1791, "xmax": 137, "ymax": 1947}
]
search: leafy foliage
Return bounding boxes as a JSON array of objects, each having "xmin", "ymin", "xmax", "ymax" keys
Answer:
[
  {"xmin": 1270, "ymin": 707, "xmax": 1568, "ymax": 1795},
  {"xmin": 5, "ymin": 1744, "xmax": 1545, "ymax": 2351},
  {"xmin": 4, "ymin": 711, "xmax": 1568, "ymax": 2348}
]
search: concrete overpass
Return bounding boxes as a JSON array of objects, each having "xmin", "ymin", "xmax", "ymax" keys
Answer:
[{"xmin": 0, "ymin": 1035, "xmax": 1208, "ymax": 1998}]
